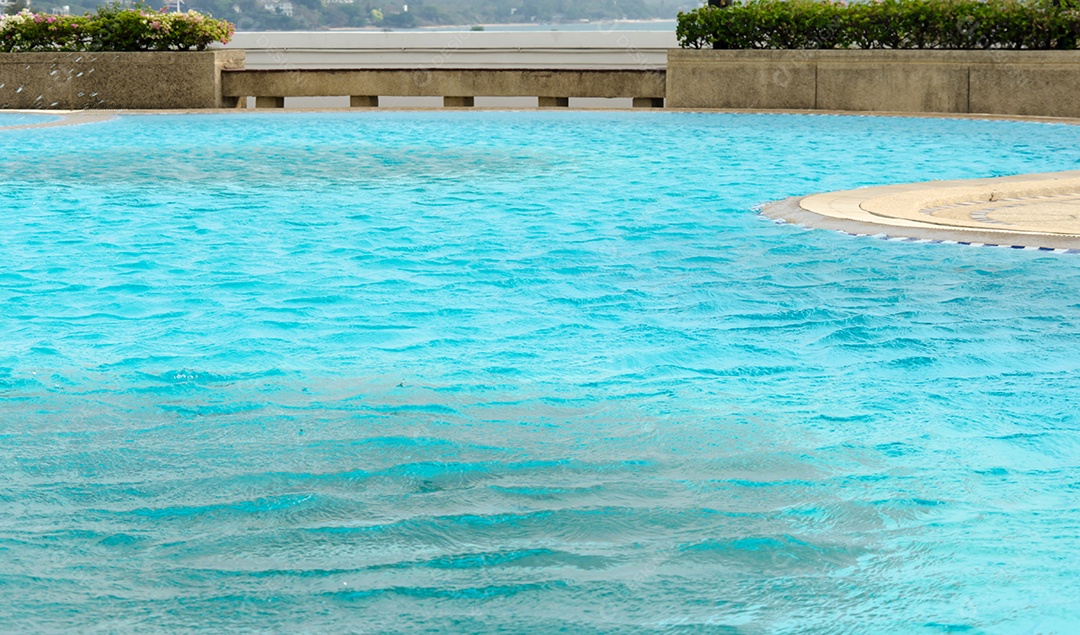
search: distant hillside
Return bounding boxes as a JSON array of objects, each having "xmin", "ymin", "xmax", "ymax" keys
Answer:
[{"xmin": 33, "ymin": 0, "xmax": 698, "ymax": 31}]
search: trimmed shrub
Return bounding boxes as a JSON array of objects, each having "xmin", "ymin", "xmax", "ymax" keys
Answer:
[
  {"xmin": 0, "ymin": 5, "xmax": 235, "ymax": 52},
  {"xmin": 677, "ymin": 0, "xmax": 1080, "ymax": 50}
]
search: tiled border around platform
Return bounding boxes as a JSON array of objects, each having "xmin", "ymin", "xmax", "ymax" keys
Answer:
[{"xmin": 762, "ymin": 170, "xmax": 1080, "ymax": 251}]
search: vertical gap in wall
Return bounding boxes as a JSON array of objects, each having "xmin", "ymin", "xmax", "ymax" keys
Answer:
[
  {"xmin": 966, "ymin": 66, "xmax": 971, "ymax": 114},
  {"xmin": 813, "ymin": 63, "xmax": 819, "ymax": 110}
]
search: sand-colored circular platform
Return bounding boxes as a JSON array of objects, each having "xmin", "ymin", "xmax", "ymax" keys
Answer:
[{"xmin": 763, "ymin": 170, "xmax": 1080, "ymax": 251}]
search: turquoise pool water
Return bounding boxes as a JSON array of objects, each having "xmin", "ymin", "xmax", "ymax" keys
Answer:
[{"xmin": 2, "ymin": 112, "xmax": 1079, "ymax": 633}]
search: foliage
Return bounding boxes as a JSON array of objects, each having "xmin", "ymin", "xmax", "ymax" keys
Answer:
[
  {"xmin": 0, "ymin": 4, "xmax": 235, "ymax": 52},
  {"xmin": 677, "ymin": 0, "xmax": 1080, "ymax": 50},
  {"xmin": 0, "ymin": 12, "xmax": 89, "ymax": 51}
]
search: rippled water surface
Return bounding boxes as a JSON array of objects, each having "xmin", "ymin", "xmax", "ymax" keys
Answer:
[{"xmin": 2, "ymin": 112, "xmax": 1080, "ymax": 633}]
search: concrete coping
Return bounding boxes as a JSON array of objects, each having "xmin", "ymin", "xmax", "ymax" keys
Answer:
[{"xmin": 762, "ymin": 170, "xmax": 1080, "ymax": 250}]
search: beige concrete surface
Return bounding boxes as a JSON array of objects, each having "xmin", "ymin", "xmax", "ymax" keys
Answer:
[
  {"xmin": 5, "ymin": 47, "xmax": 1080, "ymax": 115},
  {"xmin": 0, "ymin": 50, "xmax": 245, "ymax": 110},
  {"xmin": 816, "ymin": 60, "xmax": 969, "ymax": 113},
  {"xmin": 666, "ymin": 50, "xmax": 816, "ymax": 110},
  {"xmin": 763, "ymin": 170, "xmax": 1080, "ymax": 249},
  {"xmin": 970, "ymin": 62, "xmax": 1080, "ymax": 119},
  {"xmin": 224, "ymin": 30, "xmax": 677, "ymax": 70},
  {"xmin": 221, "ymin": 68, "xmax": 666, "ymax": 105},
  {"xmin": 667, "ymin": 49, "xmax": 1080, "ymax": 117}
]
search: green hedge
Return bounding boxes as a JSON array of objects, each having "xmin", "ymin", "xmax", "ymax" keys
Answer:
[
  {"xmin": 0, "ymin": 5, "xmax": 235, "ymax": 52},
  {"xmin": 677, "ymin": 0, "xmax": 1080, "ymax": 50}
]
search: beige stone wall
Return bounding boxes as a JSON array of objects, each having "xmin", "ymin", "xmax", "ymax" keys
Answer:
[
  {"xmin": 667, "ymin": 49, "xmax": 1080, "ymax": 117},
  {"xmin": 221, "ymin": 68, "xmax": 667, "ymax": 104},
  {"xmin": 6, "ymin": 47, "xmax": 1079, "ymax": 114},
  {"xmin": 226, "ymin": 31, "xmax": 677, "ymax": 70},
  {"xmin": 0, "ymin": 50, "xmax": 245, "ymax": 110}
]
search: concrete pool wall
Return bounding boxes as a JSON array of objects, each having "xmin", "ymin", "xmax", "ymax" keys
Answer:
[
  {"xmin": 221, "ymin": 68, "xmax": 667, "ymax": 110},
  {"xmin": 665, "ymin": 49, "xmax": 1080, "ymax": 118},
  {"xmin": 3, "ymin": 37, "xmax": 1080, "ymax": 117},
  {"xmin": 0, "ymin": 50, "xmax": 245, "ymax": 110}
]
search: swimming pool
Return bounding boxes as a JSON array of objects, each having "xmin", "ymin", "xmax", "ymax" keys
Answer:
[{"xmin": 2, "ymin": 111, "xmax": 1079, "ymax": 633}]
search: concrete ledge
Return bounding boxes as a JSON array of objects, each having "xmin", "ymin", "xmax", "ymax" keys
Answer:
[
  {"xmin": 667, "ymin": 49, "xmax": 1080, "ymax": 117},
  {"xmin": 222, "ymin": 67, "xmax": 667, "ymax": 103},
  {"xmin": 0, "ymin": 50, "xmax": 246, "ymax": 110},
  {"xmin": 762, "ymin": 170, "xmax": 1080, "ymax": 250},
  {"xmin": 225, "ymin": 30, "xmax": 677, "ymax": 69}
]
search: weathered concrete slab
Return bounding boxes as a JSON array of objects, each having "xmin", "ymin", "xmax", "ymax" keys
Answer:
[
  {"xmin": 224, "ymin": 30, "xmax": 678, "ymax": 70},
  {"xmin": 816, "ymin": 56, "xmax": 969, "ymax": 114},
  {"xmin": 668, "ymin": 49, "xmax": 1080, "ymax": 117},
  {"xmin": 0, "ymin": 50, "xmax": 245, "ymax": 110},
  {"xmin": 970, "ymin": 52, "xmax": 1080, "ymax": 119},
  {"xmin": 664, "ymin": 50, "xmax": 815, "ymax": 110},
  {"xmin": 221, "ymin": 68, "xmax": 667, "ymax": 102}
]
